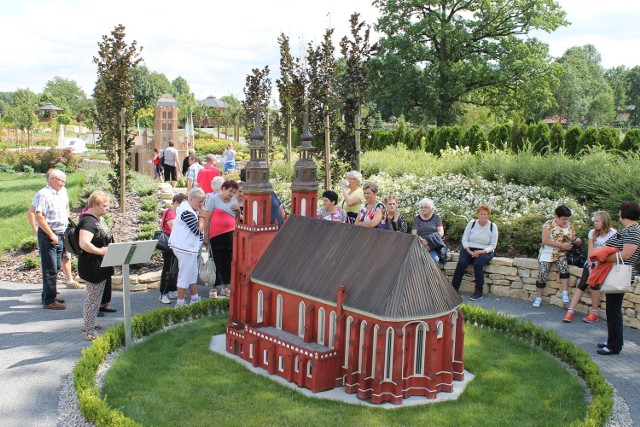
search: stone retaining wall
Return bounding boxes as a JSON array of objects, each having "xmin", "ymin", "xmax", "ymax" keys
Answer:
[{"xmin": 445, "ymin": 253, "xmax": 640, "ymax": 329}]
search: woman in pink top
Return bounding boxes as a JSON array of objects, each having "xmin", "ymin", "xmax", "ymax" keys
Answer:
[{"xmin": 202, "ymin": 180, "xmax": 239, "ymax": 297}]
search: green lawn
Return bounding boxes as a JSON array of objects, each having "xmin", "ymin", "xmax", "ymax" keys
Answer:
[
  {"xmin": 103, "ymin": 316, "xmax": 587, "ymax": 427},
  {"xmin": 0, "ymin": 172, "xmax": 84, "ymax": 252}
]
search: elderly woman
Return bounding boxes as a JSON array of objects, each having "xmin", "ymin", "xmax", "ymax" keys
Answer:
[
  {"xmin": 203, "ymin": 180, "xmax": 240, "ymax": 298},
  {"xmin": 384, "ymin": 194, "xmax": 407, "ymax": 232},
  {"xmin": 168, "ymin": 187, "xmax": 206, "ymax": 307},
  {"xmin": 355, "ymin": 182, "xmax": 386, "ymax": 228},
  {"xmin": 411, "ymin": 198, "xmax": 445, "ymax": 264},
  {"xmin": 158, "ymin": 193, "xmax": 188, "ymax": 304},
  {"xmin": 341, "ymin": 170, "xmax": 365, "ymax": 224},
  {"xmin": 451, "ymin": 205, "xmax": 499, "ymax": 300},
  {"xmin": 533, "ymin": 204, "xmax": 582, "ymax": 308},
  {"xmin": 317, "ymin": 190, "xmax": 347, "ymax": 222},
  {"xmin": 596, "ymin": 201, "xmax": 640, "ymax": 355},
  {"xmin": 77, "ymin": 191, "xmax": 113, "ymax": 341}
]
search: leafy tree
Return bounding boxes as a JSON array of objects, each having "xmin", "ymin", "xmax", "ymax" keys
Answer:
[
  {"xmin": 335, "ymin": 13, "xmax": 374, "ymax": 169},
  {"xmin": 43, "ymin": 76, "xmax": 87, "ymax": 117},
  {"xmin": 306, "ymin": 29, "xmax": 339, "ymax": 158},
  {"xmin": 56, "ymin": 113, "xmax": 72, "ymax": 127},
  {"xmin": 242, "ymin": 66, "xmax": 271, "ymax": 134},
  {"xmin": 93, "ymin": 24, "xmax": 142, "ymax": 197},
  {"xmin": 373, "ymin": 0, "xmax": 568, "ymax": 126},
  {"xmin": 172, "ymin": 76, "xmax": 190, "ymax": 97},
  {"xmin": 627, "ymin": 66, "xmax": 640, "ymax": 126},
  {"xmin": 131, "ymin": 65, "xmax": 173, "ymax": 112},
  {"xmin": 135, "ymin": 107, "xmax": 154, "ymax": 130},
  {"xmin": 552, "ymin": 45, "xmax": 615, "ymax": 125},
  {"xmin": 6, "ymin": 88, "xmax": 39, "ymax": 146},
  {"xmin": 220, "ymin": 95, "xmax": 243, "ymax": 142},
  {"xmin": 276, "ymin": 33, "xmax": 305, "ymax": 161},
  {"xmin": 605, "ymin": 66, "xmax": 629, "ymax": 114}
]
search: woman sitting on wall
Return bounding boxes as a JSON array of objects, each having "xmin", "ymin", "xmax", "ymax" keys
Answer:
[
  {"xmin": 383, "ymin": 194, "xmax": 407, "ymax": 232},
  {"xmin": 411, "ymin": 198, "xmax": 445, "ymax": 264},
  {"xmin": 317, "ymin": 190, "xmax": 347, "ymax": 223},
  {"xmin": 450, "ymin": 204, "xmax": 499, "ymax": 301}
]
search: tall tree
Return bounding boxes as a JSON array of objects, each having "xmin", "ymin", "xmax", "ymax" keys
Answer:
[
  {"xmin": 171, "ymin": 76, "xmax": 190, "ymax": 97},
  {"xmin": 604, "ymin": 66, "xmax": 629, "ymax": 115},
  {"xmin": 131, "ymin": 65, "xmax": 173, "ymax": 112},
  {"xmin": 6, "ymin": 88, "xmax": 38, "ymax": 147},
  {"xmin": 93, "ymin": 24, "xmax": 142, "ymax": 196},
  {"xmin": 306, "ymin": 29, "xmax": 338, "ymax": 157},
  {"xmin": 336, "ymin": 13, "xmax": 374, "ymax": 169},
  {"xmin": 373, "ymin": 0, "xmax": 568, "ymax": 126},
  {"xmin": 241, "ymin": 66, "xmax": 271, "ymax": 133},
  {"xmin": 627, "ymin": 66, "xmax": 640, "ymax": 126},
  {"xmin": 220, "ymin": 95, "xmax": 243, "ymax": 142},
  {"xmin": 42, "ymin": 76, "xmax": 87, "ymax": 117},
  {"xmin": 276, "ymin": 33, "xmax": 305, "ymax": 161}
]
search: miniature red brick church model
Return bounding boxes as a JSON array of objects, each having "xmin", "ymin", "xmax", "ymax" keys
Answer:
[{"xmin": 225, "ymin": 114, "xmax": 465, "ymax": 405}]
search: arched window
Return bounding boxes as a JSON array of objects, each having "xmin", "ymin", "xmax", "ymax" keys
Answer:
[
  {"xmin": 294, "ymin": 355, "xmax": 300, "ymax": 372},
  {"xmin": 384, "ymin": 327, "xmax": 394, "ymax": 380},
  {"xmin": 276, "ymin": 295, "xmax": 283, "ymax": 329},
  {"xmin": 300, "ymin": 198, "xmax": 307, "ymax": 216},
  {"xmin": 437, "ymin": 321, "xmax": 444, "ymax": 339},
  {"xmin": 252, "ymin": 200, "xmax": 259, "ymax": 225},
  {"xmin": 415, "ymin": 323, "xmax": 427, "ymax": 375},
  {"xmin": 298, "ymin": 301, "xmax": 305, "ymax": 338},
  {"xmin": 328, "ymin": 311, "xmax": 337, "ymax": 348},
  {"xmin": 358, "ymin": 321, "xmax": 367, "ymax": 374},
  {"xmin": 257, "ymin": 290, "xmax": 264, "ymax": 323},
  {"xmin": 451, "ymin": 311, "xmax": 459, "ymax": 362},
  {"xmin": 370, "ymin": 325, "xmax": 379, "ymax": 379},
  {"xmin": 306, "ymin": 361, "xmax": 313, "ymax": 378},
  {"xmin": 344, "ymin": 316, "xmax": 353, "ymax": 368},
  {"xmin": 317, "ymin": 308, "xmax": 325, "ymax": 345}
]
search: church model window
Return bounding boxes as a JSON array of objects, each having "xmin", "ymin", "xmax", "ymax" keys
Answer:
[
  {"xmin": 415, "ymin": 323, "xmax": 427, "ymax": 375},
  {"xmin": 344, "ymin": 317, "xmax": 353, "ymax": 368},
  {"xmin": 358, "ymin": 321, "xmax": 367, "ymax": 374},
  {"xmin": 306, "ymin": 361, "xmax": 313, "ymax": 378},
  {"xmin": 263, "ymin": 349, "xmax": 269, "ymax": 365},
  {"xmin": 298, "ymin": 301, "xmax": 305, "ymax": 338},
  {"xmin": 278, "ymin": 356, "xmax": 284, "ymax": 372},
  {"xmin": 276, "ymin": 295, "xmax": 283, "ymax": 329},
  {"xmin": 371, "ymin": 325, "xmax": 379, "ymax": 379},
  {"xmin": 257, "ymin": 290, "xmax": 264, "ymax": 323},
  {"xmin": 437, "ymin": 321, "xmax": 444, "ymax": 339},
  {"xmin": 384, "ymin": 328, "xmax": 394, "ymax": 380},
  {"xmin": 317, "ymin": 308, "xmax": 325, "ymax": 345},
  {"xmin": 328, "ymin": 311, "xmax": 336, "ymax": 348},
  {"xmin": 294, "ymin": 355, "xmax": 300, "ymax": 373}
]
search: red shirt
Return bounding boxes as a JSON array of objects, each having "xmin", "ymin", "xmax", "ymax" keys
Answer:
[
  {"xmin": 161, "ymin": 209, "xmax": 176, "ymax": 234},
  {"xmin": 196, "ymin": 165, "xmax": 221, "ymax": 193}
]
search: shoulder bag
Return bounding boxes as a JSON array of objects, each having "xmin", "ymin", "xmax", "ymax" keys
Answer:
[
  {"xmin": 153, "ymin": 210, "xmax": 171, "ymax": 253},
  {"xmin": 198, "ymin": 245, "xmax": 217, "ymax": 286},
  {"xmin": 601, "ymin": 252, "xmax": 632, "ymax": 294}
]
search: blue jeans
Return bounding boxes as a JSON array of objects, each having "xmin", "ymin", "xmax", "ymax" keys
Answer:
[
  {"xmin": 429, "ymin": 250, "xmax": 440, "ymax": 265},
  {"xmin": 451, "ymin": 249, "xmax": 494, "ymax": 294},
  {"xmin": 38, "ymin": 229, "xmax": 63, "ymax": 305}
]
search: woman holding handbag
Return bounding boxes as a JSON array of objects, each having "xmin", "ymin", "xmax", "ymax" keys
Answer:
[
  {"xmin": 158, "ymin": 193, "xmax": 187, "ymax": 304},
  {"xmin": 596, "ymin": 201, "xmax": 640, "ymax": 355}
]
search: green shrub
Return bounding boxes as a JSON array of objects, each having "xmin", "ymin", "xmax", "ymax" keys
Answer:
[
  {"xmin": 24, "ymin": 256, "xmax": 40, "ymax": 269},
  {"xmin": 23, "ymin": 165, "xmax": 35, "ymax": 175},
  {"xmin": 19, "ymin": 236, "xmax": 38, "ymax": 252},
  {"xmin": 619, "ymin": 129, "xmax": 640, "ymax": 152},
  {"xmin": 0, "ymin": 163, "xmax": 15, "ymax": 173},
  {"xmin": 140, "ymin": 196, "xmax": 158, "ymax": 212},
  {"xmin": 564, "ymin": 126, "xmax": 582, "ymax": 156},
  {"xmin": 194, "ymin": 138, "xmax": 230, "ymax": 157},
  {"xmin": 549, "ymin": 122, "xmax": 565, "ymax": 153},
  {"xmin": 488, "ymin": 123, "xmax": 511, "ymax": 150},
  {"xmin": 138, "ymin": 211, "xmax": 158, "ymax": 224},
  {"xmin": 578, "ymin": 127, "xmax": 598, "ymax": 154},
  {"xmin": 596, "ymin": 127, "xmax": 620, "ymax": 150},
  {"xmin": 530, "ymin": 122, "xmax": 551, "ymax": 153},
  {"xmin": 463, "ymin": 125, "xmax": 487, "ymax": 153},
  {"xmin": 140, "ymin": 223, "xmax": 159, "ymax": 233},
  {"xmin": 129, "ymin": 172, "xmax": 157, "ymax": 196},
  {"xmin": 137, "ymin": 230, "xmax": 156, "ymax": 241}
]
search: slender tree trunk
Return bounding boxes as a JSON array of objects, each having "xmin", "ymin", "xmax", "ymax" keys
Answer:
[
  {"xmin": 287, "ymin": 114, "xmax": 292, "ymax": 163},
  {"xmin": 324, "ymin": 105, "xmax": 331, "ymax": 189}
]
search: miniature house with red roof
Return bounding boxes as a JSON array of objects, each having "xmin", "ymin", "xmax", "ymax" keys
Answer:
[{"xmin": 225, "ymin": 114, "xmax": 465, "ymax": 404}]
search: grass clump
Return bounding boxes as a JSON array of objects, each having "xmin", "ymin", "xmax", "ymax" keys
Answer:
[
  {"xmin": 18, "ymin": 236, "xmax": 38, "ymax": 252},
  {"xmin": 140, "ymin": 196, "xmax": 158, "ymax": 212},
  {"xmin": 138, "ymin": 211, "xmax": 158, "ymax": 224},
  {"xmin": 23, "ymin": 256, "xmax": 40, "ymax": 269}
]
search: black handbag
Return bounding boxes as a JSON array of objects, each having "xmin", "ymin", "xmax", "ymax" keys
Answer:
[
  {"xmin": 154, "ymin": 210, "xmax": 171, "ymax": 252},
  {"xmin": 566, "ymin": 244, "xmax": 587, "ymax": 267}
]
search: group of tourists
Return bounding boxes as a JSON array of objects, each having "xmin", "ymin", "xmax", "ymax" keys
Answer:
[{"xmin": 33, "ymin": 160, "xmax": 637, "ymax": 354}]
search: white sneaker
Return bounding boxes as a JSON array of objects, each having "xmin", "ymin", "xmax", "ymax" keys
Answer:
[
  {"xmin": 562, "ymin": 291, "xmax": 570, "ymax": 304},
  {"xmin": 169, "ymin": 291, "xmax": 178, "ymax": 299},
  {"xmin": 532, "ymin": 297, "xmax": 542, "ymax": 308},
  {"xmin": 159, "ymin": 294, "xmax": 171, "ymax": 304},
  {"xmin": 191, "ymin": 296, "xmax": 201, "ymax": 304}
]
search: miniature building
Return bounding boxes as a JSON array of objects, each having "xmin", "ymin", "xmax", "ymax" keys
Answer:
[{"xmin": 226, "ymin": 115, "xmax": 465, "ymax": 405}]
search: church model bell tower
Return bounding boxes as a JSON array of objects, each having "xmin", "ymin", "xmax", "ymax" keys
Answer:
[{"xmin": 290, "ymin": 111, "xmax": 318, "ymax": 217}]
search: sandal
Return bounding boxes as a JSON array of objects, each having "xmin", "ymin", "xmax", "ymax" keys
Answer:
[
  {"xmin": 85, "ymin": 333, "xmax": 100, "ymax": 341},
  {"xmin": 209, "ymin": 289, "xmax": 218, "ymax": 299},
  {"xmin": 221, "ymin": 288, "xmax": 231, "ymax": 297}
]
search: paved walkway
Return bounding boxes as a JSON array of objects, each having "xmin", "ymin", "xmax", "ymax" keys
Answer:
[{"xmin": 1, "ymin": 282, "xmax": 638, "ymax": 426}]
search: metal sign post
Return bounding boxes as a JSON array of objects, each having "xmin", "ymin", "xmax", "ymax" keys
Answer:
[{"xmin": 101, "ymin": 240, "xmax": 157, "ymax": 347}]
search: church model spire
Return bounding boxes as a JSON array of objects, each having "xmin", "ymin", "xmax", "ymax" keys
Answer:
[{"xmin": 290, "ymin": 108, "xmax": 319, "ymax": 217}]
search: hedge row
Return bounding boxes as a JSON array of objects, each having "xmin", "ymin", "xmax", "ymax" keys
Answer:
[
  {"xmin": 73, "ymin": 298, "xmax": 229, "ymax": 427},
  {"xmin": 0, "ymin": 147, "xmax": 78, "ymax": 173},
  {"xmin": 74, "ymin": 300, "xmax": 612, "ymax": 426},
  {"xmin": 461, "ymin": 305, "xmax": 613, "ymax": 427},
  {"xmin": 367, "ymin": 123, "xmax": 640, "ymax": 157}
]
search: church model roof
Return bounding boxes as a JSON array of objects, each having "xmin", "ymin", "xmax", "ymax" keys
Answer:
[{"xmin": 251, "ymin": 215, "xmax": 462, "ymax": 320}]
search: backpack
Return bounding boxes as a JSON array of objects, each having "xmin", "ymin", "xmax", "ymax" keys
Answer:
[{"xmin": 62, "ymin": 218, "xmax": 82, "ymax": 256}]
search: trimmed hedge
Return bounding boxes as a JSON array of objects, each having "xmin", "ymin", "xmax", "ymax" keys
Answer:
[
  {"xmin": 73, "ymin": 298, "xmax": 229, "ymax": 427},
  {"xmin": 74, "ymin": 300, "xmax": 612, "ymax": 426},
  {"xmin": 461, "ymin": 305, "xmax": 613, "ymax": 427}
]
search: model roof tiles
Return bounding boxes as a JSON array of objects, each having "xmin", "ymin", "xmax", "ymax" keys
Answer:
[{"xmin": 251, "ymin": 215, "xmax": 462, "ymax": 320}]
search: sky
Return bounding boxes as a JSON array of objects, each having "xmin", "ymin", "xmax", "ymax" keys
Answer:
[{"xmin": 1, "ymin": 0, "xmax": 639, "ymax": 101}]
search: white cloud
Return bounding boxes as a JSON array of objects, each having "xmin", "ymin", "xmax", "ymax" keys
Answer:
[{"xmin": 1, "ymin": 0, "xmax": 638, "ymax": 101}]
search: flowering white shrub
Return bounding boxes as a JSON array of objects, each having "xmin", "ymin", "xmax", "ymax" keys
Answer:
[{"xmin": 271, "ymin": 172, "xmax": 588, "ymax": 224}]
